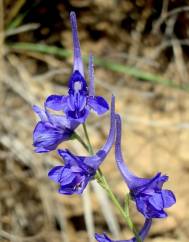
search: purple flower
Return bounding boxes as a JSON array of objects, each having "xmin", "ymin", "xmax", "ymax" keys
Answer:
[
  {"xmin": 48, "ymin": 96, "xmax": 115, "ymax": 194},
  {"xmin": 95, "ymin": 218, "xmax": 152, "ymax": 242},
  {"xmin": 48, "ymin": 149, "xmax": 95, "ymax": 194},
  {"xmin": 33, "ymin": 105, "xmax": 78, "ymax": 153},
  {"xmin": 115, "ymin": 114, "xmax": 176, "ymax": 219},
  {"xmin": 45, "ymin": 12, "xmax": 109, "ymax": 123}
]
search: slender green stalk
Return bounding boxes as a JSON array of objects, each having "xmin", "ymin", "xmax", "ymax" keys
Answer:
[
  {"xmin": 80, "ymin": 123, "xmax": 142, "ymax": 242},
  {"xmin": 82, "ymin": 123, "xmax": 94, "ymax": 155},
  {"xmin": 73, "ymin": 132, "xmax": 90, "ymax": 152}
]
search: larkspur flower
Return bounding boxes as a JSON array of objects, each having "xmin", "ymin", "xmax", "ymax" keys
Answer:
[
  {"xmin": 115, "ymin": 114, "xmax": 176, "ymax": 219},
  {"xmin": 95, "ymin": 218, "xmax": 152, "ymax": 242},
  {"xmin": 45, "ymin": 12, "xmax": 109, "ymax": 123},
  {"xmin": 33, "ymin": 105, "xmax": 79, "ymax": 153},
  {"xmin": 48, "ymin": 96, "xmax": 115, "ymax": 194}
]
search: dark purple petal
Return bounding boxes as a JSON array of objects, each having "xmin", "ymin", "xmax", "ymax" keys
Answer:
[
  {"xmin": 59, "ymin": 175, "xmax": 86, "ymax": 195},
  {"xmin": 95, "ymin": 219, "xmax": 152, "ymax": 242},
  {"xmin": 45, "ymin": 95, "xmax": 67, "ymax": 111},
  {"xmin": 95, "ymin": 233, "xmax": 112, "ymax": 242},
  {"xmin": 33, "ymin": 121, "xmax": 72, "ymax": 153},
  {"xmin": 84, "ymin": 95, "xmax": 115, "ymax": 170},
  {"xmin": 68, "ymin": 70, "xmax": 88, "ymax": 95},
  {"xmin": 88, "ymin": 53, "xmax": 95, "ymax": 96},
  {"xmin": 161, "ymin": 190, "xmax": 176, "ymax": 208},
  {"xmin": 67, "ymin": 108, "xmax": 90, "ymax": 124},
  {"xmin": 33, "ymin": 105, "xmax": 48, "ymax": 122},
  {"xmin": 70, "ymin": 12, "xmax": 84, "ymax": 76},
  {"xmin": 88, "ymin": 96, "xmax": 109, "ymax": 115}
]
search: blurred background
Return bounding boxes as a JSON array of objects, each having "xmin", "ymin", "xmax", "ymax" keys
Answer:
[{"xmin": 0, "ymin": 0, "xmax": 189, "ymax": 241}]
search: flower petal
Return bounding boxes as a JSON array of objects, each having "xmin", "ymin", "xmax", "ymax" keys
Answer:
[
  {"xmin": 45, "ymin": 95, "xmax": 67, "ymax": 111},
  {"xmin": 88, "ymin": 96, "xmax": 109, "ymax": 115},
  {"xmin": 68, "ymin": 70, "xmax": 88, "ymax": 95},
  {"xmin": 33, "ymin": 121, "xmax": 72, "ymax": 152},
  {"xmin": 70, "ymin": 12, "xmax": 84, "ymax": 77},
  {"xmin": 161, "ymin": 189, "xmax": 176, "ymax": 208},
  {"xmin": 58, "ymin": 149, "xmax": 79, "ymax": 166},
  {"xmin": 48, "ymin": 166, "xmax": 65, "ymax": 183},
  {"xmin": 33, "ymin": 105, "xmax": 48, "ymax": 122},
  {"xmin": 149, "ymin": 193, "xmax": 164, "ymax": 210},
  {"xmin": 67, "ymin": 108, "xmax": 90, "ymax": 124},
  {"xmin": 135, "ymin": 196, "xmax": 167, "ymax": 218},
  {"xmin": 47, "ymin": 113, "xmax": 78, "ymax": 130}
]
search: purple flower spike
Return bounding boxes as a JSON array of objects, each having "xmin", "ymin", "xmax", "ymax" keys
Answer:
[
  {"xmin": 33, "ymin": 105, "xmax": 78, "ymax": 153},
  {"xmin": 70, "ymin": 11, "xmax": 84, "ymax": 76},
  {"xmin": 48, "ymin": 96, "xmax": 115, "ymax": 195},
  {"xmin": 95, "ymin": 218, "xmax": 152, "ymax": 242},
  {"xmin": 115, "ymin": 114, "xmax": 176, "ymax": 219}
]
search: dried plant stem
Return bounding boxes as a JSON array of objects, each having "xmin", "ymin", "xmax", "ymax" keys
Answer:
[{"xmin": 0, "ymin": 0, "xmax": 4, "ymax": 71}]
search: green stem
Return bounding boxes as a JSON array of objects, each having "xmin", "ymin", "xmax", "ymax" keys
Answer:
[
  {"xmin": 77, "ymin": 124, "xmax": 142, "ymax": 242},
  {"xmin": 82, "ymin": 123, "xmax": 94, "ymax": 155},
  {"xmin": 95, "ymin": 171, "xmax": 141, "ymax": 242},
  {"xmin": 73, "ymin": 132, "xmax": 90, "ymax": 152}
]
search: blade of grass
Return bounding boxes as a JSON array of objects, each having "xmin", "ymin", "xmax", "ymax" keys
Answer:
[
  {"xmin": 6, "ymin": 2, "xmax": 39, "ymax": 30},
  {"xmin": 8, "ymin": 42, "xmax": 189, "ymax": 91},
  {"xmin": 5, "ymin": 0, "xmax": 26, "ymax": 27}
]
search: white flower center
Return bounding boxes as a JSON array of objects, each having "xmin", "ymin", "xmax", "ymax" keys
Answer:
[{"xmin": 74, "ymin": 81, "xmax": 82, "ymax": 92}]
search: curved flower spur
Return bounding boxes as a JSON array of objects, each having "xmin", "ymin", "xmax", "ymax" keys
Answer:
[
  {"xmin": 115, "ymin": 114, "xmax": 176, "ymax": 219},
  {"xmin": 48, "ymin": 96, "xmax": 116, "ymax": 195},
  {"xmin": 95, "ymin": 219, "xmax": 152, "ymax": 242},
  {"xmin": 33, "ymin": 12, "xmax": 109, "ymax": 153}
]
